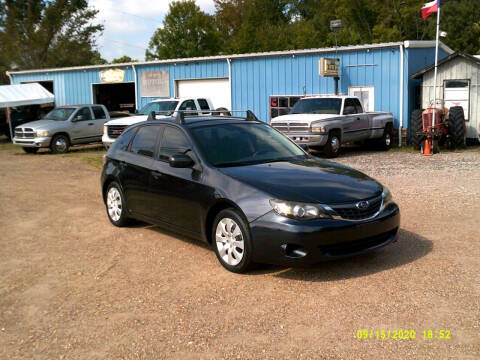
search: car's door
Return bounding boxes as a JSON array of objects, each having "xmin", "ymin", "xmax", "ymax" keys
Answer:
[
  {"xmin": 341, "ymin": 98, "xmax": 369, "ymax": 142},
  {"xmin": 149, "ymin": 125, "xmax": 208, "ymax": 235},
  {"xmin": 70, "ymin": 106, "xmax": 97, "ymax": 143},
  {"xmin": 120, "ymin": 124, "xmax": 162, "ymax": 219},
  {"xmin": 91, "ymin": 106, "xmax": 109, "ymax": 139}
]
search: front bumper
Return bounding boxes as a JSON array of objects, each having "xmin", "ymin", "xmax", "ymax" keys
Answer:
[
  {"xmin": 13, "ymin": 136, "xmax": 51, "ymax": 148},
  {"xmin": 249, "ymin": 203, "xmax": 400, "ymax": 266},
  {"xmin": 102, "ymin": 134, "xmax": 114, "ymax": 148},
  {"xmin": 283, "ymin": 133, "xmax": 328, "ymax": 146}
]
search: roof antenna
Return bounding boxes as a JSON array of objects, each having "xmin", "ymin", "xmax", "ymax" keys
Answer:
[
  {"xmin": 147, "ymin": 111, "xmax": 156, "ymax": 121},
  {"xmin": 174, "ymin": 111, "xmax": 185, "ymax": 124},
  {"xmin": 246, "ymin": 110, "xmax": 260, "ymax": 122}
]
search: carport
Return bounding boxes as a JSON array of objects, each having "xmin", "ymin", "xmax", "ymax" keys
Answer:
[{"xmin": 0, "ymin": 82, "xmax": 54, "ymax": 139}]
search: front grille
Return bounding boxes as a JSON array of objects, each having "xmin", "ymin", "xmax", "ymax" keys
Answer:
[
  {"xmin": 330, "ymin": 195, "xmax": 382, "ymax": 220},
  {"xmin": 107, "ymin": 125, "xmax": 127, "ymax": 139},
  {"xmin": 272, "ymin": 122, "xmax": 309, "ymax": 133},
  {"xmin": 15, "ymin": 128, "xmax": 36, "ymax": 139}
]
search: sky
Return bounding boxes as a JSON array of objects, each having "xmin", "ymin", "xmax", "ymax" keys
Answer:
[{"xmin": 88, "ymin": 0, "xmax": 216, "ymax": 62}]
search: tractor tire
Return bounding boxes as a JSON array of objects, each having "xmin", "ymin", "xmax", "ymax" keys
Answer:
[
  {"xmin": 410, "ymin": 109, "xmax": 423, "ymax": 150},
  {"xmin": 448, "ymin": 106, "xmax": 465, "ymax": 149}
]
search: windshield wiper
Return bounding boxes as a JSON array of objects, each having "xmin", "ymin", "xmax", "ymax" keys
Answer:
[{"xmin": 215, "ymin": 161, "xmax": 255, "ymax": 168}]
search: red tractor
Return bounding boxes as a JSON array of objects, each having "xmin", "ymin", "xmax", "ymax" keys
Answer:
[{"xmin": 410, "ymin": 103, "xmax": 466, "ymax": 154}]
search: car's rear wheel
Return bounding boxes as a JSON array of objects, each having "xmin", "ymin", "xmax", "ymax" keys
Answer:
[
  {"xmin": 378, "ymin": 124, "xmax": 393, "ymax": 150},
  {"xmin": 106, "ymin": 182, "xmax": 129, "ymax": 227},
  {"xmin": 50, "ymin": 134, "xmax": 70, "ymax": 154},
  {"xmin": 22, "ymin": 147, "xmax": 39, "ymax": 154},
  {"xmin": 212, "ymin": 209, "xmax": 255, "ymax": 273}
]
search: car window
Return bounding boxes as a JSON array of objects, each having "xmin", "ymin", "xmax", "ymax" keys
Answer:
[
  {"xmin": 92, "ymin": 106, "xmax": 107, "ymax": 119},
  {"xmin": 159, "ymin": 126, "xmax": 191, "ymax": 161},
  {"xmin": 179, "ymin": 100, "xmax": 197, "ymax": 115},
  {"xmin": 289, "ymin": 98, "xmax": 342, "ymax": 115},
  {"xmin": 138, "ymin": 101, "xmax": 178, "ymax": 115},
  {"xmin": 130, "ymin": 126, "xmax": 160, "ymax": 158},
  {"xmin": 352, "ymin": 98, "xmax": 363, "ymax": 113},
  {"xmin": 343, "ymin": 98, "xmax": 360, "ymax": 115},
  {"xmin": 75, "ymin": 107, "xmax": 93, "ymax": 121},
  {"xmin": 197, "ymin": 99, "xmax": 210, "ymax": 112},
  {"xmin": 43, "ymin": 108, "xmax": 75, "ymax": 121},
  {"xmin": 111, "ymin": 127, "xmax": 137, "ymax": 152}
]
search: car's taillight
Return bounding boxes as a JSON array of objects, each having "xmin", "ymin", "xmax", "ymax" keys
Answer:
[{"xmin": 103, "ymin": 154, "xmax": 107, "ymax": 165}]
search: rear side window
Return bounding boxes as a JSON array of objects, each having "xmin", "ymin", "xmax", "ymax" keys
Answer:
[
  {"xmin": 92, "ymin": 106, "xmax": 107, "ymax": 119},
  {"xmin": 112, "ymin": 127, "xmax": 136, "ymax": 152},
  {"xmin": 159, "ymin": 127, "xmax": 191, "ymax": 161},
  {"xmin": 130, "ymin": 126, "xmax": 159, "ymax": 157}
]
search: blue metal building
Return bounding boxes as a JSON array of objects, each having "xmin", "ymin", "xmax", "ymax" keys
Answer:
[{"xmin": 7, "ymin": 41, "xmax": 452, "ymax": 133}]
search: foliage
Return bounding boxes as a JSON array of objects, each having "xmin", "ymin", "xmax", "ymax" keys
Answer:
[
  {"xmin": 145, "ymin": 0, "xmax": 222, "ymax": 60},
  {"xmin": 111, "ymin": 55, "xmax": 138, "ymax": 64},
  {"xmin": 0, "ymin": 0, "xmax": 104, "ymax": 84}
]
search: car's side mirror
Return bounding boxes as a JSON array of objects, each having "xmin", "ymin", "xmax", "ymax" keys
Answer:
[
  {"xmin": 169, "ymin": 153, "xmax": 194, "ymax": 168},
  {"xmin": 73, "ymin": 115, "xmax": 85, "ymax": 122},
  {"xmin": 343, "ymin": 106, "xmax": 356, "ymax": 115},
  {"xmin": 299, "ymin": 143, "xmax": 309, "ymax": 151}
]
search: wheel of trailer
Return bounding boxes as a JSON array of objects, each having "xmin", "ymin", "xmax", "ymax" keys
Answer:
[
  {"xmin": 324, "ymin": 131, "xmax": 341, "ymax": 158},
  {"xmin": 378, "ymin": 124, "xmax": 393, "ymax": 150},
  {"xmin": 410, "ymin": 109, "xmax": 423, "ymax": 150},
  {"xmin": 50, "ymin": 134, "xmax": 70, "ymax": 154},
  {"xmin": 22, "ymin": 147, "xmax": 39, "ymax": 154},
  {"xmin": 448, "ymin": 106, "xmax": 465, "ymax": 149}
]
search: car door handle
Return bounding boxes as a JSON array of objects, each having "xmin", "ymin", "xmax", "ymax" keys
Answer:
[
  {"xmin": 88, "ymin": 122, "xmax": 94, "ymax": 125},
  {"xmin": 356, "ymin": 117, "xmax": 361, "ymax": 121},
  {"xmin": 151, "ymin": 171, "xmax": 163, "ymax": 179}
]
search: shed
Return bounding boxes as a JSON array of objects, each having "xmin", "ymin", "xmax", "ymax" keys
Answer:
[{"xmin": 412, "ymin": 52, "xmax": 480, "ymax": 140}]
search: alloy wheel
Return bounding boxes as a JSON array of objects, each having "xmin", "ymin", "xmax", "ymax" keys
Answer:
[
  {"xmin": 107, "ymin": 187, "xmax": 122, "ymax": 221},
  {"xmin": 215, "ymin": 218, "xmax": 244, "ymax": 266}
]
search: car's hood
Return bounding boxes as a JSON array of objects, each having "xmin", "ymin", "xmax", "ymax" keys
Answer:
[
  {"xmin": 271, "ymin": 113, "xmax": 339, "ymax": 123},
  {"xmin": 15, "ymin": 119, "xmax": 62, "ymax": 130},
  {"xmin": 219, "ymin": 157, "xmax": 382, "ymax": 204},
  {"xmin": 105, "ymin": 114, "xmax": 172, "ymax": 126}
]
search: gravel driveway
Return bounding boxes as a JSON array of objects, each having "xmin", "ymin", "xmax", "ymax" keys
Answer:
[{"xmin": 1, "ymin": 139, "xmax": 479, "ymax": 359}]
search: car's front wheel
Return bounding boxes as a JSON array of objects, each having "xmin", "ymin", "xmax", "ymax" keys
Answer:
[
  {"xmin": 105, "ymin": 182, "xmax": 129, "ymax": 227},
  {"xmin": 212, "ymin": 209, "xmax": 255, "ymax": 273},
  {"xmin": 50, "ymin": 134, "xmax": 70, "ymax": 154}
]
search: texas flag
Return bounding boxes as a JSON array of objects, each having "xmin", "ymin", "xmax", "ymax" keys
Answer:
[{"xmin": 422, "ymin": 0, "xmax": 440, "ymax": 20}]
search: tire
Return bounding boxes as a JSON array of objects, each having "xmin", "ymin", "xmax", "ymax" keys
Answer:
[
  {"xmin": 50, "ymin": 134, "xmax": 70, "ymax": 154},
  {"xmin": 212, "ymin": 208, "xmax": 255, "ymax": 273},
  {"xmin": 448, "ymin": 106, "xmax": 465, "ymax": 149},
  {"xmin": 410, "ymin": 109, "xmax": 423, "ymax": 150},
  {"xmin": 22, "ymin": 147, "xmax": 39, "ymax": 154},
  {"xmin": 378, "ymin": 124, "xmax": 393, "ymax": 150},
  {"xmin": 105, "ymin": 182, "xmax": 129, "ymax": 227},
  {"xmin": 324, "ymin": 131, "xmax": 341, "ymax": 158}
]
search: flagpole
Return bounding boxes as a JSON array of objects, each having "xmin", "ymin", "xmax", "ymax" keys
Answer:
[{"xmin": 432, "ymin": 2, "xmax": 440, "ymax": 128}]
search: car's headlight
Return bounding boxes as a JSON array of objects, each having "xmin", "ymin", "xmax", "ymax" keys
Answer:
[
  {"xmin": 382, "ymin": 186, "xmax": 393, "ymax": 205},
  {"xmin": 36, "ymin": 130, "xmax": 51, "ymax": 137},
  {"xmin": 269, "ymin": 199, "xmax": 332, "ymax": 220},
  {"xmin": 311, "ymin": 123, "xmax": 326, "ymax": 133},
  {"xmin": 103, "ymin": 125, "xmax": 108, "ymax": 135}
]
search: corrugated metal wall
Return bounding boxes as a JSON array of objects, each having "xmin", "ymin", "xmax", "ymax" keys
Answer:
[
  {"xmin": 420, "ymin": 56, "xmax": 479, "ymax": 138},
  {"xmin": 231, "ymin": 47, "xmax": 402, "ymax": 126}
]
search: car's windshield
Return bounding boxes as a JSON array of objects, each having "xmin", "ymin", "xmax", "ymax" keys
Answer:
[
  {"xmin": 190, "ymin": 123, "xmax": 307, "ymax": 167},
  {"xmin": 139, "ymin": 101, "xmax": 179, "ymax": 115},
  {"xmin": 43, "ymin": 108, "xmax": 76, "ymax": 121},
  {"xmin": 289, "ymin": 98, "xmax": 342, "ymax": 115}
]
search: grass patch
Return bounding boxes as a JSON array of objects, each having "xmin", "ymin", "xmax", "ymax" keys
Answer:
[
  {"xmin": 61, "ymin": 145, "xmax": 105, "ymax": 169},
  {"xmin": 0, "ymin": 141, "xmax": 15, "ymax": 151}
]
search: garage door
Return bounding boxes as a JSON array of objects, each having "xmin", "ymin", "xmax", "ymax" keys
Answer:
[{"xmin": 177, "ymin": 78, "xmax": 230, "ymax": 110}]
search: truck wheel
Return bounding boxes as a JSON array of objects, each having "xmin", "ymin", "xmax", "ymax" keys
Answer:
[
  {"xmin": 448, "ymin": 106, "xmax": 465, "ymax": 149},
  {"xmin": 378, "ymin": 124, "xmax": 393, "ymax": 150},
  {"xmin": 50, "ymin": 134, "xmax": 70, "ymax": 154},
  {"xmin": 22, "ymin": 147, "xmax": 39, "ymax": 154},
  {"xmin": 324, "ymin": 132, "xmax": 341, "ymax": 158},
  {"xmin": 410, "ymin": 109, "xmax": 423, "ymax": 150}
]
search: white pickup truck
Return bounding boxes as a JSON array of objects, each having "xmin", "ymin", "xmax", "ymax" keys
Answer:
[
  {"xmin": 270, "ymin": 95, "xmax": 394, "ymax": 157},
  {"xmin": 102, "ymin": 97, "xmax": 215, "ymax": 148}
]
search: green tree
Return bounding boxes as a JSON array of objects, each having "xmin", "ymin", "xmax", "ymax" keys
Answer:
[
  {"xmin": 111, "ymin": 55, "xmax": 137, "ymax": 64},
  {"xmin": 146, "ymin": 0, "xmax": 221, "ymax": 60},
  {"xmin": 0, "ymin": 0, "xmax": 104, "ymax": 84}
]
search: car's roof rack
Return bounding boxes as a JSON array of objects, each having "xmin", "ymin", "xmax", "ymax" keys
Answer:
[{"xmin": 167, "ymin": 110, "xmax": 260, "ymax": 124}]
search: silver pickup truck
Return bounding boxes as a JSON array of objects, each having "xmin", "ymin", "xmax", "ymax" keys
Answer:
[
  {"xmin": 13, "ymin": 104, "xmax": 110, "ymax": 154},
  {"xmin": 270, "ymin": 95, "xmax": 394, "ymax": 157}
]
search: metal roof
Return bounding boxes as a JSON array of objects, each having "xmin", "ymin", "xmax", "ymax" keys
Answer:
[
  {"xmin": 411, "ymin": 51, "xmax": 480, "ymax": 79},
  {"xmin": 6, "ymin": 40, "xmax": 454, "ymax": 76}
]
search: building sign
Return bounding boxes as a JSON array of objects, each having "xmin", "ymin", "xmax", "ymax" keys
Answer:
[
  {"xmin": 319, "ymin": 58, "xmax": 340, "ymax": 77},
  {"xmin": 140, "ymin": 70, "xmax": 170, "ymax": 97},
  {"xmin": 99, "ymin": 68, "xmax": 125, "ymax": 83}
]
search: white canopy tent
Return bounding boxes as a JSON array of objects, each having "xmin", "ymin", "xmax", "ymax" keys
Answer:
[{"xmin": 0, "ymin": 83, "xmax": 54, "ymax": 139}]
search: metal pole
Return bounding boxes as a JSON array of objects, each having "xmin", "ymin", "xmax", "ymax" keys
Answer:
[
  {"xmin": 432, "ymin": 5, "xmax": 441, "ymax": 128},
  {"xmin": 399, "ymin": 43, "xmax": 404, "ymax": 147}
]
